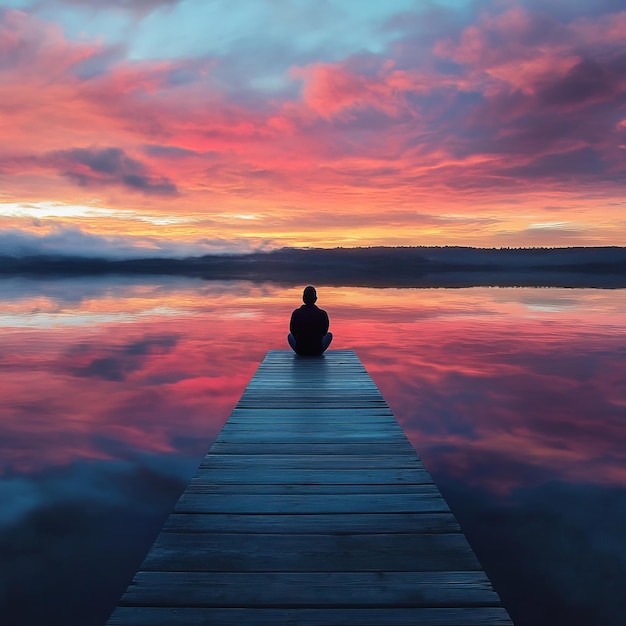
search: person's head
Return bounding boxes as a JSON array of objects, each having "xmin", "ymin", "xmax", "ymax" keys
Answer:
[{"xmin": 302, "ymin": 285, "xmax": 317, "ymax": 304}]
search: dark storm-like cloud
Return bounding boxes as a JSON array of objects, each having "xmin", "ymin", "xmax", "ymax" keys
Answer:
[
  {"xmin": 71, "ymin": 356, "xmax": 129, "ymax": 381},
  {"xmin": 122, "ymin": 334, "xmax": 179, "ymax": 356},
  {"xmin": 46, "ymin": 147, "xmax": 179, "ymax": 196},
  {"xmin": 498, "ymin": 147, "xmax": 610, "ymax": 180},
  {"xmin": 64, "ymin": 333, "xmax": 180, "ymax": 381},
  {"xmin": 142, "ymin": 144, "xmax": 200, "ymax": 159},
  {"xmin": 538, "ymin": 55, "xmax": 626, "ymax": 107}
]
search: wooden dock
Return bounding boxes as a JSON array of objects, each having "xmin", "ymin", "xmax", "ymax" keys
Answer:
[{"xmin": 108, "ymin": 350, "xmax": 513, "ymax": 625}]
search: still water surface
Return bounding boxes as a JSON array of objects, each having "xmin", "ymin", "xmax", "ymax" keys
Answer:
[{"xmin": 1, "ymin": 278, "xmax": 625, "ymax": 625}]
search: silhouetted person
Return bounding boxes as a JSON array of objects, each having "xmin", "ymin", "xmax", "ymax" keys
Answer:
[{"xmin": 288, "ymin": 286, "xmax": 333, "ymax": 356}]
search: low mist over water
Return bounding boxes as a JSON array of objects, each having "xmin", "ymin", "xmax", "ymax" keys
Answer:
[{"xmin": 1, "ymin": 277, "xmax": 625, "ymax": 625}]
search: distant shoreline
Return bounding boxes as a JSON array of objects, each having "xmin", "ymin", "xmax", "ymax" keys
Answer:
[{"xmin": 2, "ymin": 246, "xmax": 626, "ymax": 288}]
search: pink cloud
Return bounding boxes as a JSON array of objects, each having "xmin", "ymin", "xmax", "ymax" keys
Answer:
[
  {"xmin": 292, "ymin": 59, "xmax": 435, "ymax": 119},
  {"xmin": 0, "ymin": 9, "xmax": 97, "ymax": 76},
  {"xmin": 434, "ymin": 5, "xmax": 626, "ymax": 105}
]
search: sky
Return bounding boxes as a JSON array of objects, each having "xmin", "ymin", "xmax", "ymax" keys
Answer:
[{"xmin": 0, "ymin": 0, "xmax": 625, "ymax": 256}]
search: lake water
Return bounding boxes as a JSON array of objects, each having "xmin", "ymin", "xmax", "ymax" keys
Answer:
[{"xmin": 1, "ymin": 277, "xmax": 625, "ymax": 625}]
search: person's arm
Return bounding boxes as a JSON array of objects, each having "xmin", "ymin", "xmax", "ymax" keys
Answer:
[
  {"xmin": 321, "ymin": 310, "xmax": 329, "ymax": 335},
  {"xmin": 290, "ymin": 310, "xmax": 297, "ymax": 336}
]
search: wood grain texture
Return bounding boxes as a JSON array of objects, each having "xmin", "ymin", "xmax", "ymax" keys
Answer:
[
  {"xmin": 106, "ymin": 349, "xmax": 513, "ymax": 625},
  {"xmin": 120, "ymin": 571, "xmax": 499, "ymax": 606},
  {"xmin": 190, "ymin": 467, "xmax": 433, "ymax": 484},
  {"xmin": 108, "ymin": 606, "xmax": 514, "ymax": 626},
  {"xmin": 140, "ymin": 532, "xmax": 482, "ymax": 572},
  {"xmin": 162, "ymin": 512, "xmax": 461, "ymax": 534}
]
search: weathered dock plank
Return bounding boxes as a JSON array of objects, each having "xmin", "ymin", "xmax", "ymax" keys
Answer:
[
  {"xmin": 174, "ymin": 491, "xmax": 451, "ymax": 513},
  {"xmin": 107, "ymin": 349, "xmax": 513, "ymax": 625},
  {"xmin": 109, "ymin": 607, "xmax": 514, "ymax": 626},
  {"xmin": 163, "ymin": 512, "xmax": 461, "ymax": 534},
  {"xmin": 207, "ymin": 441, "xmax": 416, "ymax": 454},
  {"xmin": 120, "ymin": 571, "xmax": 499, "ymax": 606},
  {"xmin": 139, "ymin": 532, "xmax": 483, "ymax": 571},
  {"xmin": 191, "ymin": 467, "xmax": 432, "ymax": 483}
]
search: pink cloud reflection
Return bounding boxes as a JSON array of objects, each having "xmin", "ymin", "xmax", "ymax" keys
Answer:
[
  {"xmin": 1, "ymin": 282, "xmax": 625, "ymax": 498},
  {"xmin": 0, "ymin": 297, "xmax": 283, "ymax": 473},
  {"xmin": 354, "ymin": 319, "xmax": 626, "ymax": 493}
]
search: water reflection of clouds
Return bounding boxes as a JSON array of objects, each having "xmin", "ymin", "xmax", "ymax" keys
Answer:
[
  {"xmin": 0, "ymin": 457, "xmax": 189, "ymax": 625},
  {"xmin": 338, "ymin": 297, "xmax": 626, "ymax": 626},
  {"xmin": 0, "ymin": 309, "xmax": 183, "ymax": 328},
  {"xmin": 496, "ymin": 290, "xmax": 584, "ymax": 310},
  {"xmin": 356, "ymin": 322, "xmax": 626, "ymax": 491},
  {"xmin": 1, "ymin": 326, "xmax": 254, "ymax": 474},
  {"xmin": 0, "ymin": 277, "xmax": 285, "ymax": 315},
  {"xmin": 0, "ymin": 276, "xmax": 182, "ymax": 306},
  {"xmin": 491, "ymin": 287, "xmax": 626, "ymax": 320},
  {"xmin": 437, "ymin": 478, "xmax": 626, "ymax": 626},
  {"xmin": 1, "ymin": 280, "xmax": 625, "ymax": 626},
  {"xmin": 221, "ymin": 310, "xmax": 260, "ymax": 319}
]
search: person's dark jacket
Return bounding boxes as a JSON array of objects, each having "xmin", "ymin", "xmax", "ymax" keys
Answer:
[{"xmin": 290, "ymin": 303, "xmax": 329, "ymax": 356}]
